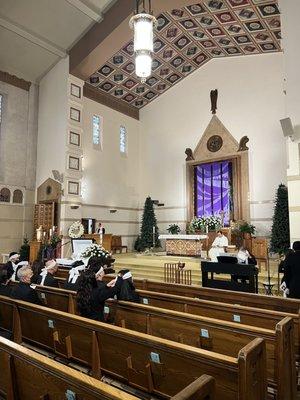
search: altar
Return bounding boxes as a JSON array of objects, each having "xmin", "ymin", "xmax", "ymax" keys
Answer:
[{"xmin": 159, "ymin": 234, "xmax": 208, "ymax": 257}]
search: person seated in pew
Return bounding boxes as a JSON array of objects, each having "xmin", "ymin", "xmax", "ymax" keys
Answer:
[
  {"xmin": 117, "ymin": 269, "xmax": 140, "ymax": 303},
  {"xmin": 208, "ymin": 231, "xmax": 229, "ymax": 262},
  {"xmin": 12, "ymin": 261, "xmax": 29, "ymax": 282},
  {"xmin": 63, "ymin": 260, "xmax": 85, "ymax": 291},
  {"xmin": 76, "ymin": 268, "xmax": 123, "ymax": 322},
  {"xmin": 36, "ymin": 259, "xmax": 59, "ymax": 288},
  {"xmin": 282, "ymin": 241, "xmax": 300, "ymax": 299},
  {"xmin": 31, "ymin": 260, "xmax": 44, "ymax": 284},
  {"xmin": 11, "ymin": 266, "xmax": 43, "ymax": 305},
  {"xmin": 0, "ymin": 269, "xmax": 12, "ymax": 297},
  {"xmin": 3, "ymin": 252, "xmax": 20, "ymax": 280}
]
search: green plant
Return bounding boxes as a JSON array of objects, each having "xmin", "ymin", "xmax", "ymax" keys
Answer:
[
  {"xmin": 139, "ymin": 196, "xmax": 161, "ymax": 251},
  {"xmin": 239, "ymin": 222, "xmax": 256, "ymax": 235},
  {"xmin": 270, "ymin": 184, "xmax": 290, "ymax": 255},
  {"xmin": 134, "ymin": 236, "xmax": 143, "ymax": 252},
  {"xmin": 19, "ymin": 237, "xmax": 30, "ymax": 261},
  {"xmin": 167, "ymin": 224, "xmax": 180, "ymax": 234}
]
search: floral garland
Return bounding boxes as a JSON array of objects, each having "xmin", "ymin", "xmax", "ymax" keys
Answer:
[
  {"xmin": 68, "ymin": 221, "xmax": 84, "ymax": 238},
  {"xmin": 189, "ymin": 215, "xmax": 222, "ymax": 232},
  {"xmin": 81, "ymin": 243, "xmax": 111, "ymax": 259}
]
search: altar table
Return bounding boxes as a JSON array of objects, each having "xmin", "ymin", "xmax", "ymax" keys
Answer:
[{"xmin": 159, "ymin": 234, "xmax": 208, "ymax": 257}]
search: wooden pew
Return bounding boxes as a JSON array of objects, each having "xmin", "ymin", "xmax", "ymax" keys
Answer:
[
  {"xmin": 101, "ymin": 276, "xmax": 300, "ymax": 314},
  {"xmin": 22, "ymin": 283, "xmax": 300, "ymax": 359},
  {"xmin": 0, "ymin": 337, "xmax": 216, "ymax": 400},
  {"xmin": 0, "ymin": 295, "xmax": 267, "ymax": 400},
  {"xmin": 108, "ymin": 301, "xmax": 296, "ymax": 400},
  {"xmin": 0, "ymin": 336, "xmax": 139, "ymax": 400}
]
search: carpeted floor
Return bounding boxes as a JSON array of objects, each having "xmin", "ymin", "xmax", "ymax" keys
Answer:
[{"xmin": 114, "ymin": 252, "xmax": 282, "ymax": 295}]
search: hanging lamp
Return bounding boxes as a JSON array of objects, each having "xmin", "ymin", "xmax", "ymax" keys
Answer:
[{"xmin": 129, "ymin": 0, "xmax": 157, "ymax": 83}]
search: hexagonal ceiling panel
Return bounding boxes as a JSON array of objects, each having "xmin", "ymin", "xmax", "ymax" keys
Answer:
[{"xmin": 86, "ymin": 0, "xmax": 281, "ymax": 109}]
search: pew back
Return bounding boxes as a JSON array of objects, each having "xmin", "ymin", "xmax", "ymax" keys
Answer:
[{"xmin": 0, "ymin": 295, "xmax": 267, "ymax": 400}]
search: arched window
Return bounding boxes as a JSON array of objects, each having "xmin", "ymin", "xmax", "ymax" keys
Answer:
[
  {"xmin": 120, "ymin": 125, "xmax": 127, "ymax": 154},
  {"xmin": 13, "ymin": 189, "xmax": 23, "ymax": 204},
  {"xmin": 0, "ymin": 188, "xmax": 11, "ymax": 202}
]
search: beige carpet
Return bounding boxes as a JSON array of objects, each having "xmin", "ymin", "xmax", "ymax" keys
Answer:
[{"xmin": 114, "ymin": 252, "xmax": 282, "ymax": 295}]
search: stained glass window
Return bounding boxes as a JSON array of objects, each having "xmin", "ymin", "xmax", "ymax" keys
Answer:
[
  {"xmin": 120, "ymin": 125, "xmax": 127, "ymax": 154},
  {"xmin": 194, "ymin": 161, "xmax": 233, "ymax": 226},
  {"xmin": 92, "ymin": 115, "xmax": 101, "ymax": 147}
]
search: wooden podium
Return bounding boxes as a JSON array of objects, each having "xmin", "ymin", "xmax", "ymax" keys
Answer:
[{"xmin": 83, "ymin": 234, "xmax": 112, "ymax": 252}]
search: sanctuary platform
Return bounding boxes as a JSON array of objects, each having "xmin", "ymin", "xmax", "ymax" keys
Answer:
[{"xmin": 113, "ymin": 252, "xmax": 280, "ymax": 295}]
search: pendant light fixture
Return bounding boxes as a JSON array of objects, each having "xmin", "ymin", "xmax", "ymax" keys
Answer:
[{"xmin": 130, "ymin": 0, "xmax": 157, "ymax": 83}]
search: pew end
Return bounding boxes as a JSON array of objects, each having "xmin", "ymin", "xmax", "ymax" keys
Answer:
[
  {"xmin": 171, "ymin": 375, "xmax": 216, "ymax": 400},
  {"xmin": 237, "ymin": 337, "xmax": 268, "ymax": 400}
]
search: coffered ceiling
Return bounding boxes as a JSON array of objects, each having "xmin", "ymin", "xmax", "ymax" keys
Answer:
[{"xmin": 86, "ymin": 0, "xmax": 281, "ymax": 109}]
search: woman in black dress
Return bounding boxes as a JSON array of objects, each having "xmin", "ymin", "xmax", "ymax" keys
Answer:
[{"xmin": 76, "ymin": 268, "xmax": 123, "ymax": 321}]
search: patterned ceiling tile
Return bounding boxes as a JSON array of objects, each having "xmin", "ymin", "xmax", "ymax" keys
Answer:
[
  {"xmin": 204, "ymin": 1, "xmax": 228, "ymax": 12},
  {"xmin": 87, "ymin": 0, "xmax": 281, "ymax": 109}
]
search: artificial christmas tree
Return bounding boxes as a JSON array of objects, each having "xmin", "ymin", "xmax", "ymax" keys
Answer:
[
  {"xmin": 270, "ymin": 184, "xmax": 290, "ymax": 255},
  {"xmin": 139, "ymin": 196, "xmax": 161, "ymax": 251},
  {"xmin": 19, "ymin": 237, "xmax": 30, "ymax": 261}
]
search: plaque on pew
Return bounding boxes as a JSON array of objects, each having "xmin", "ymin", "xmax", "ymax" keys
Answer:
[{"xmin": 201, "ymin": 261, "xmax": 259, "ymax": 293}]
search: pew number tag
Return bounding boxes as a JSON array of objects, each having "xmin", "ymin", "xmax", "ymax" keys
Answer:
[
  {"xmin": 65, "ymin": 390, "xmax": 76, "ymax": 400},
  {"xmin": 40, "ymin": 293, "xmax": 46, "ymax": 299},
  {"xmin": 233, "ymin": 314, "xmax": 241, "ymax": 323},
  {"xmin": 142, "ymin": 298, "xmax": 149, "ymax": 305},
  {"xmin": 104, "ymin": 306, "xmax": 110, "ymax": 314},
  {"xmin": 150, "ymin": 352, "xmax": 161, "ymax": 363},
  {"xmin": 48, "ymin": 319, "xmax": 54, "ymax": 329},
  {"xmin": 200, "ymin": 329, "xmax": 209, "ymax": 338}
]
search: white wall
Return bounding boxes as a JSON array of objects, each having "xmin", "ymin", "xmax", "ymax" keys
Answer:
[
  {"xmin": 80, "ymin": 97, "xmax": 141, "ymax": 249},
  {"xmin": 0, "ymin": 81, "xmax": 38, "ymax": 253},
  {"xmin": 36, "ymin": 57, "xmax": 69, "ymax": 188},
  {"xmin": 139, "ymin": 53, "xmax": 286, "ymax": 236},
  {"xmin": 280, "ymin": 0, "xmax": 300, "ymax": 243}
]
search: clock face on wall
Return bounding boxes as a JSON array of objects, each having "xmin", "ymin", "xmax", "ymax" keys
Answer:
[{"xmin": 207, "ymin": 135, "xmax": 223, "ymax": 152}]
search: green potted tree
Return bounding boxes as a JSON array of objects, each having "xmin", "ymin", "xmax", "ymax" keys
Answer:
[
  {"xmin": 167, "ymin": 224, "xmax": 181, "ymax": 234},
  {"xmin": 239, "ymin": 222, "xmax": 256, "ymax": 239}
]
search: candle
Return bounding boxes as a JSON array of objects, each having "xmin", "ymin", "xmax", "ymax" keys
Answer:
[
  {"xmin": 153, "ymin": 226, "xmax": 155, "ymax": 234},
  {"xmin": 49, "ymin": 229, "xmax": 53, "ymax": 237},
  {"xmin": 206, "ymin": 225, "xmax": 208, "ymax": 234},
  {"xmin": 43, "ymin": 232, "xmax": 46, "ymax": 238},
  {"xmin": 36, "ymin": 229, "xmax": 41, "ymax": 242}
]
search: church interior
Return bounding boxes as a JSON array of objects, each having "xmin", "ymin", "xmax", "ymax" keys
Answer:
[{"xmin": 0, "ymin": 0, "xmax": 300, "ymax": 399}]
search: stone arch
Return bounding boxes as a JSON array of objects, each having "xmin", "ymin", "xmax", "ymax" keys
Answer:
[
  {"xmin": 13, "ymin": 189, "xmax": 23, "ymax": 204},
  {"xmin": 0, "ymin": 187, "xmax": 11, "ymax": 202}
]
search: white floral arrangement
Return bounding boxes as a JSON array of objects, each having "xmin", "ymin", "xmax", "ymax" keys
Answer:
[
  {"xmin": 68, "ymin": 221, "xmax": 84, "ymax": 238},
  {"xmin": 81, "ymin": 243, "xmax": 111, "ymax": 259},
  {"xmin": 189, "ymin": 215, "xmax": 222, "ymax": 232}
]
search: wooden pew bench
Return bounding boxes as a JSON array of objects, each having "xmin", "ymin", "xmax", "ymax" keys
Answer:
[
  {"xmin": 106, "ymin": 276, "xmax": 300, "ymax": 314},
  {"xmin": 107, "ymin": 301, "xmax": 296, "ymax": 400},
  {"xmin": 0, "ymin": 337, "xmax": 216, "ymax": 400},
  {"xmin": 0, "ymin": 336, "xmax": 139, "ymax": 400},
  {"xmin": 0, "ymin": 295, "xmax": 267, "ymax": 400},
  {"xmin": 23, "ymin": 282, "xmax": 300, "ymax": 361}
]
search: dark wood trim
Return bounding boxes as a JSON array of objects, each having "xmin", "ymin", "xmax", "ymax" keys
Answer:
[
  {"xmin": 84, "ymin": 83, "xmax": 139, "ymax": 120},
  {"xmin": 69, "ymin": 0, "xmax": 199, "ymax": 81},
  {"xmin": 0, "ymin": 70, "xmax": 31, "ymax": 91}
]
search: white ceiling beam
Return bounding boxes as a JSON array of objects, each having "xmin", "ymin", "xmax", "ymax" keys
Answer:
[
  {"xmin": 0, "ymin": 16, "xmax": 66, "ymax": 58},
  {"xmin": 65, "ymin": 0, "xmax": 103, "ymax": 22}
]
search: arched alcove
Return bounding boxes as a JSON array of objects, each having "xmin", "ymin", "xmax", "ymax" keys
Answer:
[
  {"xmin": 13, "ymin": 189, "xmax": 23, "ymax": 204},
  {"xmin": 0, "ymin": 187, "xmax": 11, "ymax": 203},
  {"xmin": 186, "ymin": 115, "xmax": 250, "ymax": 224}
]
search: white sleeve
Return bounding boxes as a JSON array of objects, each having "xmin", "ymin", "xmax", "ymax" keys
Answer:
[{"xmin": 222, "ymin": 236, "xmax": 229, "ymax": 246}]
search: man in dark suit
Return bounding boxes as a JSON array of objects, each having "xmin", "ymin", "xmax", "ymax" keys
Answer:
[
  {"xmin": 284, "ymin": 241, "xmax": 300, "ymax": 299},
  {"xmin": 96, "ymin": 222, "xmax": 105, "ymax": 235},
  {"xmin": 36, "ymin": 259, "xmax": 59, "ymax": 288},
  {"xmin": 11, "ymin": 266, "xmax": 42, "ymax": 305}
]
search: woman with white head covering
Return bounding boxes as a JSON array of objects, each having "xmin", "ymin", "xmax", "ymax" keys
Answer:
[
  {"xmin": 36, "ymin": 259, "xmax": 58, "ymax": 287},
  {"xmin": 117, "ymin": 269, "xmax": 140, "ymax": 303},
  {"xmin": 76, "ymin": 267, "xmax": 123, "ymax": 322},
  {"xmin": 63, "ymin": 260, "xmax": 85, "ymax": 291},
  {"xmin": 12, "ymin": 261, "xmax": 29, "ymax": 282},
  {"xmin": 237, "ymin": 247, "xmax": 250, "ymax": 264},
  {"xmin": 4, "ymin": 252, "xmax": 20, "ymax": 280}
]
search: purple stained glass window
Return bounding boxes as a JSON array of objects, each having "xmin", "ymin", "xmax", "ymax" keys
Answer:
[{"xmin": 194, "ymin": 161, "xmax": 232, "ymax": 226}]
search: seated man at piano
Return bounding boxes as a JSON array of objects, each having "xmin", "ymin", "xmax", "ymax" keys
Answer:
[{"xmin": 208, "ymin": 230, "xmax": 229, "ymax": 262}]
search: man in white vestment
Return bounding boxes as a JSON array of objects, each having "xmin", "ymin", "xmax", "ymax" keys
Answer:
[{"xmin": 208, "ymin": 230, "xmax": 229, "ymax": 262}]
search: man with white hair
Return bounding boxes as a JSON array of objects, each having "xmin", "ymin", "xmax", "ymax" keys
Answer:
[
  {"xmin": 36, "ymin": 259, "xmax": 58, "ymax": 287},
  {"xmin": 4, "ymin": 252, "xmax": 20, "ymax": 280},
  {"xmin": 11, "ymin": 266, "xmax": 42, "ymax": 305}
]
